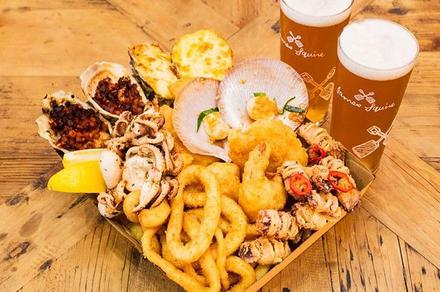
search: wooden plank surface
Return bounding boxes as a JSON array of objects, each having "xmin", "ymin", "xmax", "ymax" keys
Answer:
[{"xmin": 0, "ymin": 0, "xmax": 439, "ymax": 291}]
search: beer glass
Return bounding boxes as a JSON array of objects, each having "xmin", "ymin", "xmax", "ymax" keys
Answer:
[
  {"xmin": 330, "ymin": 19, "xmax": 419, "ymax": 172},
  {"xmin": 280, "ymin": 0, "xmax": 353, "ymax": 124}
]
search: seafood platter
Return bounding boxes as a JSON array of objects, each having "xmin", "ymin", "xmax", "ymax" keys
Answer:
[{"xmin": 36, "ymin": 30, "xmax": 374, "ymax": 291}]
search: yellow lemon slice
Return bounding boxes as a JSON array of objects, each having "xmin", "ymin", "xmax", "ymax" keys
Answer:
[
  {"xmin": 48, "ymin": 161, "xmax": 106, "ymax": 193},
  {"xmin": 62, "ymin": 148, "xmax": 106, "ymax": 168}
]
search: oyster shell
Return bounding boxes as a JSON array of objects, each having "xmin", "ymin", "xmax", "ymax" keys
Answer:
[
  {"xmin": 218, "ymin": 58, "xmax": 309, "ymax": 130},
  {"xmin": 80, "ymin": 61, "xmax": 149, "ymax": 119},
  {"xmin": 36, "ymin": 90, "xmax": 112, "ymax": 153},
  {"xmin": 172, "ymin": 78, "xmax": 229, "ymax": 161},
  {"xmin": 129, "ymin": 43, "xmax": 178, "ymax": 100}
]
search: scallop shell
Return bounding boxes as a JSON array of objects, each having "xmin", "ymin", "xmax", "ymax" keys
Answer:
[
  {"xmin": 36, "ymin": 90, "xmax": 112, "ymax": 153},
  {"xmin": 218, "ymin": 58, "xmax": 309, "ymax": 130},
  {"xmin": 172, "ymin": 78, "xmax": 229, "ymax": 161},
  {"xmin": 79, "ymin": 61, "xmax": 148, "ymax": 119}
]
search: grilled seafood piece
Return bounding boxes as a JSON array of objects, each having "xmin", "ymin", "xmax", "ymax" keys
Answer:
[
  {"xmin": 278, "ymin": 160, "xmax": 311, "ymax": 201},
  {"xmin": 36, "ymin": 90, "xmax": 111, "ymax": 152},
  {"xmin": 129, "ymin": 43, "xmax": 178, "ymax": 100},
  {"xmin": 297, "ymin": 123, "xmax": 345, "ymax": 162},
  {"xmin": 218, "ymin": 58, "xmax": 308, "ymax": 130},
  {"xmin": 80, "ymin": 62, "xmax": 149, "ymax": 118},
  {"xmin": 307, "ymin": 192, "xmax": 342, "ymax": 217},
  {"xmin": 293, "ymin": 203, "xmax": 337, "ymax": 230},
  {"xmin": 256, "ymin": 210, "xmax": 299, "ymax": 240},
  {"xmin": 238, "ymin": 238, "xmax": 290, "ymax": 265}
]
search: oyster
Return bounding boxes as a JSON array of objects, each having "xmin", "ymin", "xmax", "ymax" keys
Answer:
[
  {"xmin": 172, "ymin": 78, "xmax": 229, "ymax": 161},
  {"xmin": 36, "ymin": 90, "xmax": 112, "ymax": 152},
  {"xmin": 80, "ymin": 61, "xmax": 149, "ymax": 119},
  {"xmin": 129, "ymin": 43, "xmax": 178, "ymax": 100},
  {"xmin": 218, "ymin": 58, "xmax": 309, "ymax": 130}
]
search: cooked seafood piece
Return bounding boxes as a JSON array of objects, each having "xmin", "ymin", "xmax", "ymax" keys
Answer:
[
  {"xmin": 297, "ymin": 123, "xmax": 345, "ymax": 161},
  {"xmin": 293, "ymin": 203, "xmax": 337, "ymax": 230},
  {"xmin": 80, "ymin": 61, "xmax": 149, "ymax": 118},
  {"xmin": 129, "ymin": 43, "xmax": 178, "ymax": 100},
  {"xmin": 172, "ymin": 29, "xmax": 233, "ymax": 80},
  {"xmin": 36, "ymin": 90, "xmax": 111, "ymax": 152},
  {"xmin": 256, "ymin": 210, "xmax": 299, "ymax": 240},
  {"xmin": 238, "ymin": 237, "xmax": 291, "ymax": 265},
  {"xmin": 218, "ymin": 58, "xmax": 308, "ymax": 130},
  {"xmin": 173, "ymin": 78, "xmax": 229, "ymax": 161}
]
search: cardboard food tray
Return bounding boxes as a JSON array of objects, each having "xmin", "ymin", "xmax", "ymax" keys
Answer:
[{"xmin": 104, "ymin": 150, "xmax": 375, "ymax": 291}]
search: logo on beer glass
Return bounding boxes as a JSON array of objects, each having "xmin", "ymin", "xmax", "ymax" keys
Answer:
[
  {"xmin": 336, "ymin": 87, "xmax": 395, "ymax": 113},
  {"xmin": 281, "ymin": 31, "xmax": 325, "ymax": 58}
]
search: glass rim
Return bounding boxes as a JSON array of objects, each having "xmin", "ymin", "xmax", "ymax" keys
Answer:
[
  {"xmin": 281, "ymin": 0, "xmax": 354, "ymax": 21},
  {"xmin": 338, "ymin": 18, "xmax": 419, "ymax": 73}
]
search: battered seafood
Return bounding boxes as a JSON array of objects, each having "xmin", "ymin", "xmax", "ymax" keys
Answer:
[
  {"xmin": 238, "ymin": 143, "xmax": 286, "ymax": 221},
  {"xmin": 36, "ymin": 91, "xmax": 111, "ymax": 152},
  {"xmin": 228, "ymin": 119, "xmax": 308, "ymax": 172}
]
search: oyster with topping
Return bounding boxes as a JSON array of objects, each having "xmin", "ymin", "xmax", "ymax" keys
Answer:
[
  {"xmin": 36, "ymin": 90, "xmax": 112, "ymax": 152},
  {"xmin": 129, "ymin": 43, "xmax": 179, "ymax": 100},
  {"xmin": 80, "ymin": 61, "xmax": 149, "ymax": 119}
]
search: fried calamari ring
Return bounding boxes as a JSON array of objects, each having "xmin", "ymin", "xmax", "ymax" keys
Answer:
[
  {"xmin": 214, "ymin": 228, "xmax": 230, "ymax": 290},
  {"xmin": 123, "ymin": 190, "xmax": 140, "ymax": 223},
  {"xmin": 183, "ymin": 194, "xmax": 247, "ymax": 256},
  {"xmin": 160, "ymin": 234, "xmax": 184, "ymax": 269},
  {"xmin": 138, "ymin": 200, "xmax": 170, "ymax": 229},
  {"xmin": 183, "ymin": 264, "xmax": 207, "ymax": 285},
  {"xmin": 167, "ymin": 165, "xmax": 221, "ymax": 263},
  {"xmin": 183, "ymin": 186, "xmax": 206, "ymax": 208},
  {"xmin": 226, "ymin": 256, "xmax": 256, "ymax": 292},
  {"xmin": 221, "ymin": 195, "xmax": 247, "ymax": 255},
  {"xmin": 141, "ymin": 228, "xmax": 207, "ymax": 291},
  {"xmin": 183, "ymin": 212, "xmax": 221, "ymax": 292}
]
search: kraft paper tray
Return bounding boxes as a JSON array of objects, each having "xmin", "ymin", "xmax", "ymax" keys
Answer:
[{"xmin": 104, "ymin": 150, "xmax": 375, "ymax": 291}]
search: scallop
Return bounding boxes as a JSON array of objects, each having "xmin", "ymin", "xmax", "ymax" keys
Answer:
[
  {"xmin": 218, "ymin": 58, "xmax": 309, "ymax": 130},
  {"xmin": 172, "ymin": 78, "xmax": 229, "ymax": 161},
  {"xmin": 80, "ymin": 61, "xmax": 149, "ymax": 119},
  {"xmin": 36, "ymin": 90, "xmax": 112, "ymax": 153}
]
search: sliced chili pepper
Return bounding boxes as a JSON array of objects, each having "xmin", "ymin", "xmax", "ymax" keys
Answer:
[
  {"xmin": 307, "ymin": 144, "xmax": 327, "ymax": 165},
  {"xmin": 289, "ymin": 173, "xmax": 312, "ymax": 196},
  {"xmin": 328, "ymin": 170, "xmax": 354, "ymax": 192}
]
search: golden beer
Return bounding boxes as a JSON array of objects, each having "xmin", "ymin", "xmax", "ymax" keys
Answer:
[
  {"xmin": 330, "ymin": 19, "xmax": 419, "ymax": 172},
  {"xmin": 280, "ymin": 0, "xmax": 353, "ymax": 123}
]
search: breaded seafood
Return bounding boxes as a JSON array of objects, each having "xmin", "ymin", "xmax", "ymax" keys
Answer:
[
  {"xmin": 228, "ymin": 119, "xmax": 308, "ymax": 172},
  {"xmin": 238, "ymin": 143, "xmax": 287, "ymax": 221}
]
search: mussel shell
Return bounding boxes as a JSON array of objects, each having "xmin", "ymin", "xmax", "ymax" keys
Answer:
[
  {"xmin": 218, "ymin": 58, "xmax": 309, "ymax": 130},
  {"xmin": 129, "ymin": 43, "xmax": 178, "ymax": 100},
  {"xmin": 36, "ymin": 90, "xmax": 112, "ymax": 153},
  {"xmin": 173, "ymin": 78, "xmax": 229, "ymax": 161},
  {"xmin": 79, "ymin": 61, "xmax": 148, "ymax": 119}
]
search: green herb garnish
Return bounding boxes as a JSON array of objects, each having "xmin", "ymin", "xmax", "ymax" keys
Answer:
[
  {"xmin": 280, "ymin": 96, "xmax": 305, "ymax": 114},
  {"xmin": 253, "ymin": 92, "xmax": 267, "ymax": 97},
  {"xmin": 197, "ymin": 107, "xmax": 219, "ymax": 132}
]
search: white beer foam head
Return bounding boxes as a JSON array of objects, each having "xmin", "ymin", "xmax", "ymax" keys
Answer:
[
  {"xmin": 338, "ymin": 19, "xmax": 419, "ymax": 81},
  {"xmin": 281, "ymin": 0, "xmax": 353, "ymax": 27}
]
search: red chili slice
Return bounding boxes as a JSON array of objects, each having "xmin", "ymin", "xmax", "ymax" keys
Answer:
[
  {"xmin": 289, "ymin": 173, "xmax": 312, "ymax": 196},
  {"xmin": 328, "ymin": 170, "xmax": 354, "ymax": 192},
  {"xmin": 307, "ymin": 144, "xmax": 327, "ymax": 165}
]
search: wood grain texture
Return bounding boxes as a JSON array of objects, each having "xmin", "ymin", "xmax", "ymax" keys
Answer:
[{"xmin": 0, "ymin": 0, "xmax": 439, "ymax": 291}]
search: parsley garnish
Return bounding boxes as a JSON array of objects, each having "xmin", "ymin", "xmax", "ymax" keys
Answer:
[{"xmin": 197, "ymin": 107, "xmax": 219, "ymax": 132}]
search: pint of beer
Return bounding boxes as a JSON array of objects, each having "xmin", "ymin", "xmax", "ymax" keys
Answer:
[
  {"xmin": 330, "ymin": 19, "xmax": 419, "ymax": 172},
  {"xmin": 280, "ymin": 0, "xmax": 353, "ymax": 124}
]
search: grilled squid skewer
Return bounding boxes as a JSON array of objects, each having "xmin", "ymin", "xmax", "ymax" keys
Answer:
[
  {"xmin": 256, "ymin": 210, "xmax": 299, "ymax": 240},
  {"xmin": 297, "ymin": 123, "xmax": 344, "ymax": 161},
  {"xmin": 238, "ymin": 238, "xmax": 291, "ymax": 265}
]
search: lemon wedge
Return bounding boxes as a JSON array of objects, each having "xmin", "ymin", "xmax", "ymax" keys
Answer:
[
  {"xmin": 48, "ymin": 161, "xmax": 106, "ymax": 193},
  {"xmin": 62, "ymin": 148, "xmax": 106, "ymax": 168}
]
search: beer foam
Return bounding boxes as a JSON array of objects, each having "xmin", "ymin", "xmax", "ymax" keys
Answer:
[
  {"xmin": 338, "ymin": 19, "xmax": 419, "ymax": 80},
  {"xmin": 281, "ymin": 0, "xmax": 353, "ymax": 27}
]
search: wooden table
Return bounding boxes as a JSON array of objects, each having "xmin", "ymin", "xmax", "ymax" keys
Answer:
[{"xmin": 0, "ymin": 0, "xmax": 439, "ymax": 291}]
